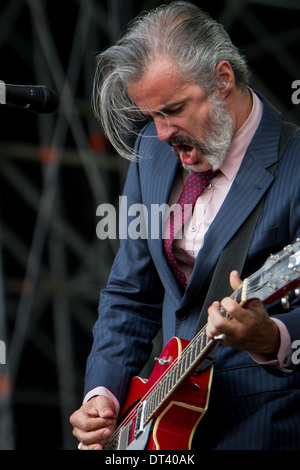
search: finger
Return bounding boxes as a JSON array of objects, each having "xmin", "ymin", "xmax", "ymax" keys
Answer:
[
  {"xmin": 206, "ymin": 301, "xmax": 229, "ymax": 338},
  {"xmin": 73, "ymin": 424, "xmax": 113, "ymax": 447},
  {"xmin": 71, "ymin": 405, "xmax": 115, "ymax": 434},
  {"xmin": 70, "ymin": 411, "xmax": 100, "ymax": 434},
  {"xmin": 229, "ymin": 270, "xmax": 243, "ymax": 291},
  {"xmin": 78, "ymin": 441, "xmax": 104, "ymax": 450},
  {"xmin": 100, "ymin": 408, "xmax": 117, "ymax": 420}
]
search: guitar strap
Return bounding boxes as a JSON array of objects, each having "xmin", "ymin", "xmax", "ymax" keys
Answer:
[{"xmin": 194, "ymin": 121, "xmax": 299, "ymax": 372}]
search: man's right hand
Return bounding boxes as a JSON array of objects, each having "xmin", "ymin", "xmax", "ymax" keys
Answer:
[{"xmin": 70, "ymin": 395, "xmax": 117, "ymax": 450}]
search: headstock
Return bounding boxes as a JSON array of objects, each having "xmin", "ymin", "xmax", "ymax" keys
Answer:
[{"xmin": 238, "ymin": 240, "xmax": 300, "ymax": 308}]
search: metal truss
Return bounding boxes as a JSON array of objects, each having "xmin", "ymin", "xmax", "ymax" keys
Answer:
[{"xmin": 0, "ymin": 0, "xmax": 299, "ymax": 449}]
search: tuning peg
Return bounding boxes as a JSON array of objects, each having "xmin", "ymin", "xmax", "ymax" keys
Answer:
[
  {"xmin": 281, "ymin": 295, "xmax": 290, "ymax": 310},
  {"xmin": 154, "ymin": 356, "xmax": 171, "ymax": 366}
]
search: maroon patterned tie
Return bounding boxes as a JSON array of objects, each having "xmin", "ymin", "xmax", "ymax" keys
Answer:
[{"xmin": 164, "ymin": 170, "xmax": 219, "ymax": 288}]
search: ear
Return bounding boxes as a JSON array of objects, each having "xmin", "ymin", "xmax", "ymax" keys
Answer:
[{"xmin": 214, "ymin": 61, "xmax": 234, "ymax": 94}]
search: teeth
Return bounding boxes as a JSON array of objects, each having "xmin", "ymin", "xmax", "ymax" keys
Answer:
[{"xmin": 186, "ymin": 149, "xmax": 192, "ymax": 156}]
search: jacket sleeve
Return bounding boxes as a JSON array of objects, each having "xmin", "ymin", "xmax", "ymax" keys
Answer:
[
  {"xmin": 84, "ymin": 142, "xmax": 165, "ymax": 406},
  {"xmin": 261, "ymin": 132, "xmax": 300, "ymax": 376}
]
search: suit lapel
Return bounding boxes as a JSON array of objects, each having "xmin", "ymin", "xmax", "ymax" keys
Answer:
[{"xmin": 140, "ymin": 138, "xmax": 184, "ymax": 301}]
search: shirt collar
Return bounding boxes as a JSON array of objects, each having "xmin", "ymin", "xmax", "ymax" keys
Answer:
[{"xmin": 220, "ymin": 88, "xmax": 263, "ymax": 181}]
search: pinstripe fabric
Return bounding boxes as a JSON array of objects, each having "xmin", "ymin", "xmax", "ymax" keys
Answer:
[{"xmin": 85, "ymin": 92, "xmax": 300, "ymax": 449}]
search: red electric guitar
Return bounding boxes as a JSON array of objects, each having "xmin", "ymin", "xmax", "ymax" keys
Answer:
[{"xmin": 105, "ymin": 241, "xmax": 300, "ymax": 450}]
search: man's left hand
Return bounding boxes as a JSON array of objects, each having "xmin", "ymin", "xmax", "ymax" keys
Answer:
[{"xmin": 206, "ymin": 270, "xmax": 280, "ymax": 356}]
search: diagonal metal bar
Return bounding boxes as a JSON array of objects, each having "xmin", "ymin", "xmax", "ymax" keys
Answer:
[{"xmin": 6, "ymin": 0, "xmax": 95, "ymax": 392}]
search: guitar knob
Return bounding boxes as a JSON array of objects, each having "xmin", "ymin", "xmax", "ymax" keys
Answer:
[
  {"xmin": 295, "ymin": 288, "xmax": 300, "ymax": 299},
  {"xmin": 281, "ymin": 295, "xmax": 290, "ymax": 310}
]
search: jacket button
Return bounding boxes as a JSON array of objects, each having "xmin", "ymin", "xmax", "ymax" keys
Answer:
[{"xmin": 176, "ymin": 311, "xmax": 188, "ymax": 320}]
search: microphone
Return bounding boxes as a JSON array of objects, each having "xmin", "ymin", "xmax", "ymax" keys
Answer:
[{"xmin": 0, "ymin": 81, "xmax": 59, "ymax": 114}]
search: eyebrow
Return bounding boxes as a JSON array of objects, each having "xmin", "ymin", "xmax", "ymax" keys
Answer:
[{"xmin": 147, "ymin": 100, "xmax": 184, "ymax": 117}]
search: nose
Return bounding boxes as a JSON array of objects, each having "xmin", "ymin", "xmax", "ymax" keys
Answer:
[{"xmin": 154, "ymin": 115, "xmax": 178, "ymax": 142}]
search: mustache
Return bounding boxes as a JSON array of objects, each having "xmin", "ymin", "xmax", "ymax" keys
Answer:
[{"xmin": 168, "ymin": 135, "xmax": 208, "ymax": 155}]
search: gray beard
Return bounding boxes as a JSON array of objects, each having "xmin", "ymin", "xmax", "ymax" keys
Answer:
[{"xmin": 172, "ymin": 91, "xmax": 234, "ymax": 172}]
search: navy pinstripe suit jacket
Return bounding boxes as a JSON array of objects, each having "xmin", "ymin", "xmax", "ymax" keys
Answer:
[{"xmin": 85, "ymin": 92, "xmax": 300, "ymax": 449}]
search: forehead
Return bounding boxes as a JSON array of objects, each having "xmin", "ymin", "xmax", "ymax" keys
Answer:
[{"xmin": 126, "ymin": 57, "xmax": 194, "ymax": 112}]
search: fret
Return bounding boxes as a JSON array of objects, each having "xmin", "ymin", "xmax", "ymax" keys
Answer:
[
  {"xmin": 175, "ymin": 362, "xmax": 181, "ymax": 382},
  {"xmin": 178, "ymin": 355, "xmax": 184, "ymax": 376},
  {"xmin": 188, "ymin": 345, "xmax": 194, "ymax": 365},
  {"xmin": 188, "ymin": 346, "xmax": 198, "ymax": 369},
  {"xmin": 162, "ymin": 377, "xmax": 168, "ymax": 397},
  {"xmin": 161, "ymin": 378, "xmax": 167, "ymax": 398},
  {"xmin": 151, "ymin": 393, "xmax": 156, "ymax": 412},
  {"xmin": 163, "ymin": 377, "xmax": 168, "ymax": 394},
  {"xmin": 161, "ymin": 380, "xmax": 166, "ymax": 399},
  {"xmin": 157, "ymin": 382, "xmax": 163, "ymax": 404},
  {"xmin": 178, "ymin": 354, "xmax": 185, "ymax": 379},
  {"xmin": 195, "ymin": 335, "xmax": 202, "ymax": 356},
  {"xmin": 170, "ymin": 365, "xmax": 176, "ymax": 388},
  {"xmin": 181, "ymin": 351, "xmax": 187, "ymax": 373},
  {"xmin": 192, "ymin": 345, "xmax": 198, "ymax": 366},
  {"xmin": 199, "ymin": 331, "xmax": 205, "ymax": 352},
  {"xmin": 165, "ymin": 368, "xmax": 171, "ymax": 392},
  {"xmin": 185, "ymin": 347, "xmax": 191, "ymax": 368},
  {"xmin": 170, "ymin": 365, "xmax": 177, "ymax": 385},
  {"xmin": 152, "ymin": 390, "xmax": 158, "ymax": 412}
]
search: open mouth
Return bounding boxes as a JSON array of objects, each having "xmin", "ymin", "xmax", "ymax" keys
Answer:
[{"xmin": 172, "ymin": 143, "xmax": 197, "ymax": 166}]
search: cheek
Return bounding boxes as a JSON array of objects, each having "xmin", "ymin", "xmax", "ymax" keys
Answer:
[
  {"xmin": 190, "ymin": 103, "xmax": 211, "ymax": 126},
  {"xmin": 181, "ymin": 112, "xmax": 211, "ymax": 139}
]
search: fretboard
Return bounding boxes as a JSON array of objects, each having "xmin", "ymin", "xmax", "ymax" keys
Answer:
[{"xmin": 142, "ymin": 327, "xmax": 213, "ymax": 423}]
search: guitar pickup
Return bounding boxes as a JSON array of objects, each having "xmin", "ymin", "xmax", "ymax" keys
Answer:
[{"xmin": 134, "ymin": 400, "xmax": 147, "ymax": 438}]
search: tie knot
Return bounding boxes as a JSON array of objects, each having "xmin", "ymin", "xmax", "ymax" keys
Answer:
[
  {"xmin": 190, "ymin": 169, "xmax": 220, "ymax": 186},
  {"xmin": 180, "ymin": 169, "xmax": 219, "ymax": 202},
  {"xmin": 175, "ymin": 168, "xmax": 220, "ymax": 220}
]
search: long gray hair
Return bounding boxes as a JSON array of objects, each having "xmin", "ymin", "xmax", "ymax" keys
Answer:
[{"xmin": 92, "ymin": 1, "xmax": 250, "ymax": 160}]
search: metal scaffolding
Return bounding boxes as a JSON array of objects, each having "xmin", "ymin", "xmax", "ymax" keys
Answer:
[{"xmin": 0, "ymin": 0, "xmax": 299, "ymax": 449}]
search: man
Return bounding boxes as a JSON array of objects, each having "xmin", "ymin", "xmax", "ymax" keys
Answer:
[{"xmin": 70, "ymin": 2, "xmax": 300, "ymax": 449}]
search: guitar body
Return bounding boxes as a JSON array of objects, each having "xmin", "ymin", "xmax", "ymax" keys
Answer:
[{"xmin": 119, "ymin": 337, "xmax": 214, "ymax": 450}]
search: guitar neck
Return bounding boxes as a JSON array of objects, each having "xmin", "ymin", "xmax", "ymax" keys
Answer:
[
  {"xmin": 143, "ymin": 279, "xmax": 250, "ymax": 422},
  {"xmin": 143, "ymin": 329, "xmax": 212, "ymax": 420}
]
